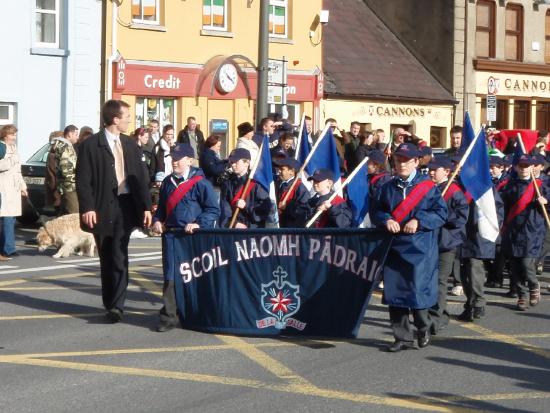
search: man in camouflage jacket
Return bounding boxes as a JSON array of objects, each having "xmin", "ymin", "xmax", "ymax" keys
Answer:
[{"xmin": 55, "ymin": 125, "xmax": 79, "ymax": 214}]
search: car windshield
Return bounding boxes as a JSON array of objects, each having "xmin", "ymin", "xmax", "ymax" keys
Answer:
[{"xmin": 26, "ymin": 143, "xmax": 52, "ymax": 164}]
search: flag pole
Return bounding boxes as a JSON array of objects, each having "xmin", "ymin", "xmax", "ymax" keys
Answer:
[
  {"xmin": 229, "ymin": 140, "xmax": 264, "ymax": 228},
  {"xmin": 305, "ymin": 156, "xmax": 369, "ymax": 228},
  {"xmin": 516, "ymin": 133, "xmax": 550, "ymax": 228},
  {"xmin": 280, "ymin": 122, "xmax": 331, "ymax": 207},
  {"xmin": 441, "ymin": 127, "xmax": 483, "ymax": 197},
  {"xmin": 294, "ymin": 113, "xmax": 306, "ymax": 160}
]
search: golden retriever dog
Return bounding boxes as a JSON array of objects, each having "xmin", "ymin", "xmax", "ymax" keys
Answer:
[{"xmin": 36, "ymin": 213, "xmax": 95, "ymax": 258}]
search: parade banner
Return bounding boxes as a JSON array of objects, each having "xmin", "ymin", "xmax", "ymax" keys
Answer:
[{"xmin": 165, "ymin": 228, "xmax": 392, "ymax": 338}]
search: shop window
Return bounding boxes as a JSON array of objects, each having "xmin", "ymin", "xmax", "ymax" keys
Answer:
[
  {"xmin": 269, "ymin": 0, "xmax": 288, "ymax": 38},
  {"xmin": 545, "ymin": 11, "xmax": 550, "ymax": 64},
  {"xmin": 430, "ymin": 127, "xmax": 446, "ymax": 148},
  {"xmin": 481, "ymin": 98, "xmax": 508, "ymax": 130},
  {"xmin": 475, "ymin": 0, "xmax": 495, "ymax": 59},
  {"xmin": 132, "ymin": 0, "xmax": 160, "ymax": 25},
  {"xmin": 34, "ymin": 0, "xmax": 60, "ymax": 47},
  {"xmin": 505, "ymin": 4, "xmax": 523, "ymax": 62},
  {"xmin": 513, "ymin": 100, "xmax": 530, "ymax": 129},
  {"xmin": 536, "ymin": 102, "xmax": 550, "ymax": 131},
  {"xmin": 203, "ymin": 0, "xmax": 227, "ymax": 31},
  {"xmin": 0, "ymin": 102, "xmax": 16, "ymax": 126},
  {"xmin": 135, "ymin": 98, "xmax": 175, "ymax": 132},
  {"xmin": 269, "ymin": 103, "xmax": 300, "ymax": 126}
]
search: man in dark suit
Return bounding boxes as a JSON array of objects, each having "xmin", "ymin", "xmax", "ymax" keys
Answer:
[{"xmin": 76, "ymin": 100, "xmax": 152, "ymax": 323}]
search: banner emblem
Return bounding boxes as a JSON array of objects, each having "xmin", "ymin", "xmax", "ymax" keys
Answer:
[{"xmin": 257, "ymin": 266, "xmax": 306, "ymax": 330}]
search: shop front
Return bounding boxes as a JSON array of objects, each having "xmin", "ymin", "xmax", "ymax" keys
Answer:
[
  {"xmin": 475, "ymin": 71, "xmax": 550, "ymax": 131},
  {"xmin": 112, "ymin": 58, "xmax": 321, "ymax": 156},
  {"xmin": 321, "ymin": 99, "xmax": 454, "ymax": 148}
]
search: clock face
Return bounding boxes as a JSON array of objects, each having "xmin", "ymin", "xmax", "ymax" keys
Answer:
[{"xmin": 217, "ymin": 63, "xmax": 238, "ymax": 93}]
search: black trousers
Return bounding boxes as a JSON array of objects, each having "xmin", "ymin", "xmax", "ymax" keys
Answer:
[
  {"xmin": 159, "ymin": 280, "xmax": 178, "ymax": 322},
  {"xmin": 94, "ymin": 195, "xmax": 136, "ymax": 312},
  {"xmin": 486, "ymin": 243, "xmax": 505, "ymax": 285},
  {"xmin": 389, "ymin": 306, "xmax": 431, "ymax": 342},
  {"xmin": 429, "ymin": 249, "xmax": 455, "ymax": 332}
]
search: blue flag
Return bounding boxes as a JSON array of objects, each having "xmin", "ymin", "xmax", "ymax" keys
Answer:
[
  {"xmin": 296, "ymin": 121, "xmax": 311, "ymax": 163},
  {"xmin": 254, "ymin": 136, "xmax": 279, "ymax": 226},
  {"xmin": 459, "ymin": 128, "xmax": 499, "ymax": 241},
  {"xmin": 305, "ymin": 127, "xmax": 341, "ymax": 182},
  {"xmin": 346, "ymin": 161, "xmax": 369, "ymax": 227},
  {"xmin": 460, "ymin": 111, "xmax": 475, "ymax": 153}
]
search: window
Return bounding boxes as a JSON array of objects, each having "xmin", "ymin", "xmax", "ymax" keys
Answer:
[
  {"xmin": 35, "ymin": 0, "xmax": 60, "ymax": 47},
  {"xmin": 132, "ymin": 0, "xmax": 160, "ymax": 25},
  {"xmin": 475, "ymin": 0, "xmax": 495, "ymax": 58},
  {"xmin": 537, "ymin": 102, "xmax": 550, "ymax": 131},
  {"xmin": 505, "ymin": 4, "xmax": 523, "ymax": 62},
  {"xmin": 135, "ymin": 98, "xmax": 176, "ymax": 131},
  {"xmin": 0, "ymin": 103, "xmax": 16, "ymax": 126},
  {"xmin": 429, "ymin": 127, "xmax": 446, "ymax": 148},
  {"xmin": 545, "ymin": 11, "xmax": 550, "ymax": 64},
  {"xmin": 513, "ymin": 100, "xmax": 530, "ymax": 129},
  {"xmin": 269, "ymin": 102, "xmax": 300, "ymax": 125},
  {"xmin": 269, "ymin": 0, "xmax": 288, "ymax": 38},
  {"xmin": 202, "ymin": 0, "xmax": 227, "ymax": 31}
]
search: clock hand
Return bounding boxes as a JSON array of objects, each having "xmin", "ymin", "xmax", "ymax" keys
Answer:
[{"xmin": 225, "ymin": 73, "xmax": 234, "ymax": 83}]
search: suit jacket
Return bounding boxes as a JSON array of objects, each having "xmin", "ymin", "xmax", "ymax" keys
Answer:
[{"xmin": 76, "ymin": 130, "xmax": 152, "ymax": 236}]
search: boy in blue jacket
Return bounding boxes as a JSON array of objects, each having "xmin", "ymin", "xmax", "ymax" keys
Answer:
[
  {"xmin": 500, "ymin": 154, "xmax": 547, "ymax": 310},
  {"xmin": 373, "ymin": 143, "xmax": 447, "ymax": 352},
  {"xmin": 152, "ymin": 144, "xmax": 220, "ymax": 332},
  {"xmin": 427, "ymin": 156, "xmax": 468, "ymax": 334}
]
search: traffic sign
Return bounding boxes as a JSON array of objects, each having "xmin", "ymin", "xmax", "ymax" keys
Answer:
[{"xmin": 486, "ymin": 95, "xmax": 497, "ymax": 122}]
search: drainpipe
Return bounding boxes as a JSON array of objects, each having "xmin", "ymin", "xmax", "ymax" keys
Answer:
[{"xmin": 106, "ymin": 0, "xmax": 119, "ymax": 101}]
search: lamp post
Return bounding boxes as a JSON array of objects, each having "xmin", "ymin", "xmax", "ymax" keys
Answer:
[{"xmin": 256, "ymin": 0, "xmax": 269, "ymax": 124}]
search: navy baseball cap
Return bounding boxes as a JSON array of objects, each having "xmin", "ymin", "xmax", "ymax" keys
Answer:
[
  {"xmin": 274, "ymin": 157, "xmax": 301, "ymax": 171},
  {"xmin": 419, "ymin": 146, "xmax": 433, "ymax": 157},
  {"xmin": 517, "ymin": 154, "xmax": 534, "ymax": 166},
  {"xmin": 428, "ymin": 156, "xmax": 452, "ymax": 170},
  {"xmin": 367, "ymin": 149, "xmax": 386, "ymax": 165},
  {"xmin": 228, "ymin": 148, "xmax": 251, "ymax": 163},
  {"xmin": 170, "ymin": 144, "xmax": 195, "ymax": 161},
  {"xmin": 308, "ymin": 168, "xmax": 335, "ymax": 182},
  {"xmin": 532, "ymin": 154, "xmax": 546, "ymax": 166},
  {"xmin": 489, "ymin": 155, "xmax": 505, "ymax": 166},
  {"xmin": 394, "ymin": 143, "xmax": 420, "ymax": 159}
]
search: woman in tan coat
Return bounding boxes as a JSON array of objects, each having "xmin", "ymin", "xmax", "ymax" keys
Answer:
[{"xmin": 0, "ymin": 125, "xmax": 27, "ymax": 258}]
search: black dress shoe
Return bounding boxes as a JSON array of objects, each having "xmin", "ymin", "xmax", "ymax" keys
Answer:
[
  {"xmin": 457, "ymin": 309, "xmax": 474, "ymax": 322},
  {"xmin": 386, "ymin": 340, "xmax": 414, "ymax": 352},
  {"xmin": 484, "ymin": 281, "xmax": 503, "ymax": 288},
  {"xmin": 5, "ymin": 252, "xmax": 19, "ymax": 257},
  {"xmin": 418, "ymin": 331, "xmax": 431, "ymax": 348},
  {"xmin": 473, "ymin": 307, "xmax": 486, "ymax": 319},
  {"xmin": 505, "ymin": 291, "xmax": 518, "ymax": 298},
  {"xmin": 106, "ymin": 308, "xmax": 123, "ymax": 323},
  {"xmin": 157, "ymin": 319, "xmax": 178, "ymax": 332}
]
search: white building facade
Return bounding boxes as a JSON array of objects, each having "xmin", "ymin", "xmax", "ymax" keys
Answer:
[{"xmin": 0, "ymin": 0, "xmax": 102, "ymax": 160}]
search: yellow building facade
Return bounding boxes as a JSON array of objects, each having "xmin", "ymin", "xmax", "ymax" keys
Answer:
[{"xmin": 103, "ymin": 0, "xmax": 323, "ymax": 156}]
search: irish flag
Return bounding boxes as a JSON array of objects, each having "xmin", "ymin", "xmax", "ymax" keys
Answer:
[{"xmin": 203, "ymin": 0, "xmax": 225, "ymax": 27}]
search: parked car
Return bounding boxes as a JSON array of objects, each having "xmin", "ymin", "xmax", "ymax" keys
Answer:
[{"xmin": 19, "ymin": 142, "xmax": 57, "ymax": 224}]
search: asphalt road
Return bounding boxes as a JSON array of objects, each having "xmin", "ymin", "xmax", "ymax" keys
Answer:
[{"xmin": 1, "ymin": 224, "xmax": 549, "ymax": 413}]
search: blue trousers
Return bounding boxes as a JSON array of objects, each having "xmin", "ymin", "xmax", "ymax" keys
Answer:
[{"xmin": 0, "ymin": 216, "xmax": 16, "ymax": 255}]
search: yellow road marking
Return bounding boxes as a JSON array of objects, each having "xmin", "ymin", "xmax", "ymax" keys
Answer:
[
  {"xmin": 0, "ymin": 277, "xmax": 161, "ymax": 292},
  {"xmin": 130, "ymin": 271, "xmax": 162, "ymax": 297},
  {"xmin": 459, "ymin": 323, "xmax": 550, "ymax": 360},
  {"xmin": 0, "ymin": 356, "xmax": 477, "ymax": 412},
  {"xmin": 0, "ymin": 265, "xmax": 158, "ymax": 288},
  {"xmin": 0, "ymin": 310, "xmax": 156, "ymax": 321},
  {"xmin": 216, "ymin": 335, "xmax": 311, "ymax": 386}
]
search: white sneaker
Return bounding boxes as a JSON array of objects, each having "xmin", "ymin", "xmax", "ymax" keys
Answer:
[
  {"xmin": 450, "ymin": 285, "xmax": 463, "ymax": 296},
  {"xmin": 377, "ymin": 281, "xmax": 384, "ymax": 290},
  {"xmin": 130, "ymin": 229, "xmax": 148, "ymax": 239}
]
